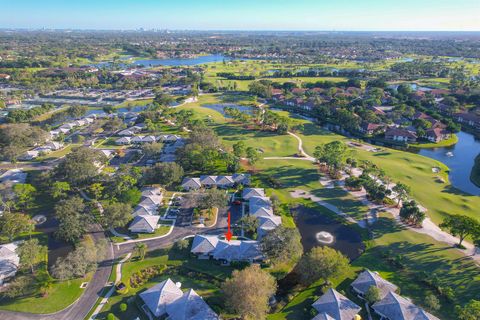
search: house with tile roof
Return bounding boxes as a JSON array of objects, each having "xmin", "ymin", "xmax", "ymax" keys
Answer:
[
  {"xmin": 0, "ymin": 242, "xmax": 20, "ymax": 285},
  {"xmin": 129, "ymin": 215, "xmax": 160, "ymax": 233},
  {"xmin": 166, "ymin": 288, "xmax": 219, "ymax": 320}
]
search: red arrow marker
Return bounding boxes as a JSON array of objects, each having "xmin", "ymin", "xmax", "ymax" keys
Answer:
[{"xmin": 225, "ymin": 211, "xmax": 232, "ymax": 241}]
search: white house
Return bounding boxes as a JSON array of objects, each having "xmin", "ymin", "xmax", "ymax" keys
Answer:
[
  {"xmin": 129, "ymin": 215, "xmax": 160, "ymax": 233},
  {"xmin": 312, "ymin": 288, "xmax": 361, "ymax": 320},
  {"xmin": 115, "ymin": 137, "xmax": 131, "ymax": 145},
  {"xmin": 372, "ymin": 291, "xmax": 439, "ymax": 320},
  {"xmin": 0, "ymin": 169, "xmax": 27, "ymax": 185},
  {"xmin": 44, "ymin": 141, "xmax": 63, "ymax": 150},
  {"xmin": 242, "ymin": 188, "xmax": 266, "ymax": 200},
  {"xmin": 0, "ymin": 242, "xmax": 20, "ymax": 285},
  {"xmin": 200, "ymin": 175, "xmax": 218, "ymax": 188},
  {"xmin": 181, "ymin": 177, "xmax": 202, "ymax": 191}
]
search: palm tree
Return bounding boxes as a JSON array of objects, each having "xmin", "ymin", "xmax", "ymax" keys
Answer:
[
  {"xmin": 392, "ymin": 183, "xmax": 411, "ymax": 208},
  {"xmin": 134, "ymin": 243, "xmax": 148, "ymax": 261}
]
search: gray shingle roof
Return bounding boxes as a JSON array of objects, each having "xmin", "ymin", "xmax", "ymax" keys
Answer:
[
  {"xmin": 139, "ymin": 279, "xmax": 183, "ymax": 317},
  {"xmin": 351, "ymin": 269, "xmax": 398, "ymax": 298},
  {"xmin": 166, "ymin": 288, "xmax": 219, "ymax": 320},
  {"xmin": 372, "ymin": 291, "xmax": 440, "ymax": 320},
  {"xmin": 312, "ymin": 288, "xmax": 361, "ymax": 320}
]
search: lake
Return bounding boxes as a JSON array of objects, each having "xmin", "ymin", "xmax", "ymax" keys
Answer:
[
  {"xmin": 416, "ymin": 131, "xmax": 480, "ymax": 195},
  {"xmin": 93, "ymin": 54, "xmax": 232, "ymax": 68},
  {"xmin": 293, "ymin": 206, "xmax": 364, "ymax": 260}
]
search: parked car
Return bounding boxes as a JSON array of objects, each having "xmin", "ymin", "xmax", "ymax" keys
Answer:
[{"xmin": 233, "ymin": 200, "xmax": 242, "ymax": 205}]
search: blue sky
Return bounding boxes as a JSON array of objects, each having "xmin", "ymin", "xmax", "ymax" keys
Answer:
[{"xmin": 2, "ymin": 0, "xmax": 479, "ymax": 31}]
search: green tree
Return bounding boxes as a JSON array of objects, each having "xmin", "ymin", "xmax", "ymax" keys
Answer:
[
  {"xmin": 17, "ymin": 238, "xmax": 46, "ymax": 274},
  {"xmin": 12, "ymin": 183, "xmax": 36, "ymax": 210},
  {"xmin": 0, "ymin": 212, "xmax": 34, "ymax": 241},
  {"xmin": 232, "ymin": 141, "xmax": 247, "ymax": 158},
  {"xmin": 260, "ymin": 225, "xmax": 303, "ymax": 265},
  {"xmin": 54, "ymin": 147, "xmax": 106, "ymax": 187},
  {"xmin": 222, "ymin": 264, "xmax": 276, "ymax": 320},
  {"xmin": 425, "ymin": 293, "xmax": 441, "ymax": 311},
  {"xmin": 297, "ymin": 246, "xmax": 350, "ymax": 285},
  {"xmin": 440, "ymin": 214, "xmax": 480, "ymax": 247},
  {"xmin": 365, "ymin": 285, "xmax": 381, "ymax": 304},
  {"xmin": 88, "ymin": 183, "xmax": 104, "ymax": 200},
  {"xmin": 144, "ymin": 162, "xmax": 184, "ymax": 187},
  {"xmin": 102, "ymin": 202, "xmax": 132, "ymax": 229},
  {"xmin": 392, "ymin": 183, "xmax": 411, "ymax": 207},
  {"xmin": 246, "ymin": 147, "xmax": 260, "ymax": 165},
  {"xmin": 50, "ymin": 181, "xmax": 71, "ymax": 200},
  {"xmin": 54, "ymin": 197, "xmax": 88, "ymax": 243},
  {"xmin": 399, "ymin": 200, "xmax": 425, "ymax": 226},
  {"xmin": 456, "ymin": 300, "xmax": 480, "ymax": 320},
  {"xmin": 314, "ymin": 141, "xmax": 350, "ymax": 173},
  {"xmin": 134, "ymin": 242, "xmax": 147, "ymax": 261}
]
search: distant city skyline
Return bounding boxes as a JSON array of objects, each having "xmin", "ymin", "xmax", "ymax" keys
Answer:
[{"xmin": 2, "ymin": 0, "xmax": 480, "ymax": 31}]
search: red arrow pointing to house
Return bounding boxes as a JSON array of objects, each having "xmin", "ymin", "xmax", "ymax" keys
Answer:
[{"xmin": 225, "ymin": 211, "xmax": 232, "ymax": 241}]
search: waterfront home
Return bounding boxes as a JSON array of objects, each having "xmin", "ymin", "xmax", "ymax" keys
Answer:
[
  {"xmin": 351, "ymin": 269, "xmax": 398, "ymax": 299},
  {"xmin": 372, "ymin": 291, "xmax": 439, "ymax": 320},
  {"xmin": 312, "ymin": 288, "xmax": 361, "ymax": 320},
  {"xmin": 385, "ymin": 127, "xmax": 417, "ymax": 143},
  {"xmin": 0, "ymin": 242, "xmax": 20, "ymax": 285},
  {"xmin": 166, "ymin": 288, "xmax": 219, "ymax": 320},
  {"xmin": 360, "ymin": 122, "xmax": 385, "ymax": 135},
  {"xmin": 257, "ymin": 215, "xmax": 282, "ymax": 239},
  {"xmin": 139, "ymin": 279, "xmax": 183, "ymax": 318},
  {"xmin": 129, "ymin": 215, "xmax": 160, "ymax": 233},
  {"xmin": 425, "ymin": 127, "xmax": 450, "ymax": 143}
]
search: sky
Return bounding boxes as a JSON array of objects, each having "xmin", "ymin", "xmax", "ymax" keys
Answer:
[{"xmin": 2, "ymin": 0, "xmax": 480, "ymax": 31}]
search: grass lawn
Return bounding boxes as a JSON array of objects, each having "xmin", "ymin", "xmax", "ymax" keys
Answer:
[
  {"xmin": 95, "ymin": 247, "xmax": 233, "ymax": 320},
  {"xmin": 110, "ymin": 221, "xmax": 173, "ymax": 243},
  {"xmin": 0, "ymin": 272, "xmax": 92, "ymax": 314},
  {"xmin": 409, "ymin": 134, "xmax": 459, "ymax": 149},
  {"xmin": 35, "ymin": 144, "xmax": 80, "ymax": 161}
]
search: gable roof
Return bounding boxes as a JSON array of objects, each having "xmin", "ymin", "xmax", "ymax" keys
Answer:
[
  {"xmin": 166, "ymin": 288, "xmax": 219, "ymax": 320},
  {"xmin": 216, "ymin": 175, "xmax": 234, "ymax": 185},
  {"xmin": 191, "ymin": 235, "xmax": 219, "ymax": 255},
  {"xmin": 249, "ymin": 196, "xmax": 272, "ymax": 208},
  {"xmin": 181, "ymin": 177, "xmax": 202, "ymax": 189},
  {"xmin": 351, "ymin": 269, "xmax": 398, "ymax": 298},
  {"xmin": 312, "ymin": 288, "xmax": 361, "ymax": 320},
  {"xmin": 139, "ymin": 279, "xmax": 183, "ymax": 317},
  {"xmin": 129, "ymin": 215, "xmax": 160, "ymax": 232},
  {"xmin": 200, "ymin": 175, "xmax": 218, "ymax": 185},
  {"xmin": 250, "ymin": 206, "xmax": 274, "ymax": 218},
  {"xmin": 372, "ymin": 291, "xmax": 439, "ymax": 320},
  {"xmin": 242, "ymin": 188, "xmax": 265, "ymax": 199},
  {"xmin": 312, "ymin": 313, "xmax": 336, "ymax": 320}
]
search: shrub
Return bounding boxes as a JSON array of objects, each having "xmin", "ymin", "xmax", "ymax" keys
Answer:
[
  {"xmin": 119, "ymin": 303, "xmax": 127, "ymax": 312},
  {"xmin": 106, "ymin": 313, "xmax": 115, "ymax": 320},
  {"xmin": 129, "ymin": 265, "xmax": 166, "ymax": 288}
]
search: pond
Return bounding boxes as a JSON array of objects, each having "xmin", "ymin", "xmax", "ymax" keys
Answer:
[
  {"xmin": 92, "ymin": 54, "xmax": 233, "ymax": 68},
  {"xmin": 415, "ymin": 131, "xmax": 480, "ymax": 195},
  {"xmin": 293, "ymin": 206, "xmax": 364, "ymax": 260},
  {"xmin": 202, "ymin": 103, "xmax": 255, "ymax": 117}
]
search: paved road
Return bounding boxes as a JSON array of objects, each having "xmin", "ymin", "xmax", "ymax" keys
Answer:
[
  {"xmin": 0, "ymin": 206, "xmax": 228, "ymax": 320},
  {"xmin": 0, "ymin": 224, "xmax": 114, "ymax": 320}
]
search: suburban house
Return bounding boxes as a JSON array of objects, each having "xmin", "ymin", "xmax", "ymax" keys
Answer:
[
  {"xmin": 44, "ymin": 141, "xmax": 63, "ymax": 150},
  {"xmin": 0, "ymin": 169, "xmax": 27, "ymax": 185},
  {"xmin": 131, "ymin": 187, "xmax": 163, "ymax": 217},
  {"xmin": 425, "ymin": 127, "xmax": 451, "ymax": 143},
  {"xmin": 0, "ymin": 242, "xmax": 20, "ymax": 285},
  {"xmin": 181, "ymin": 173, "xmax": 250, "ymax": 191},
  {"xmin": 181, "ymin": 177, "xmax": 202, "ymax": 191},
  {"xmin": 18, "ymin": 150, "xmax": 40, "ymax": 161},
  {"xmin": 115, "ymin": 137, "xmax": 132, "ymax": 145},
  {"xmin": 350, "ymin": 269, "xmax": 398, "ymax": 299},
  {"xmin": 311, "ymin": 288, "xmax": 361, "ymax": 320},
  {"xmin": 242, "ymin": 188, "xmax": 266, "ymax": 200},
  {"xmin": 139, "ymin": 278, "xmax": 219, "ymax": 320},
  {"xmin": 372, "ymin": 291, "xmax": 439, "ymax": 320},
  {"xmin": 257, "ymin": 215, "xmax": 282, "ymax": 239},
  {"xmin": 246, "ymin": 191, "xmax": 283, "ymax": 238},
  {"xmin": 455, "ymin": 112, "xmax": 480, "ymax": 130},
  {"xmin": 190, "ymin": 234, "xmax": 263, "ymax": 264},
  {"xmin": 360, "ymin": 122, "xmax": 385, "ymax": 135},
  {"xmin": 384, "ymin": 127, "xmax": 418, "ymax": 143},
  {"xmin": 129, "ymin": 215, "xmax": 160, "ymax": 233},
  {"xmin": 200, "ymin": 175, "xmax": 218, "ymax": 188}
]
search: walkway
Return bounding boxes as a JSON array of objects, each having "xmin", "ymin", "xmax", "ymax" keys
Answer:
[
  {"xmin": 265, "ymin": 132, "xmax": 480, "ymax": 264},
  {"xmin": 90, "ymin": 253, "xmax": 132, "ymax": 319}
]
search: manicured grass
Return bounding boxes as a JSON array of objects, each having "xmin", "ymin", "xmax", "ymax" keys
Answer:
[
  {"xmin": 296, "ymin": 121, "xmax": 480, "ymax": 225},
  {"xmin": 0, "ymin": 273, "xmax": 92, "ymax": 314},
  {"xmin": 96, "ymin": 248, "xmax": 233, "ymax": 320},
  {"xmin": 36, "ymin": 144, "xmax": 80, "ymax": 161},
  {"xmin": 409, "ymin": 134, "xmax": 458, "ymax": 149}
]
